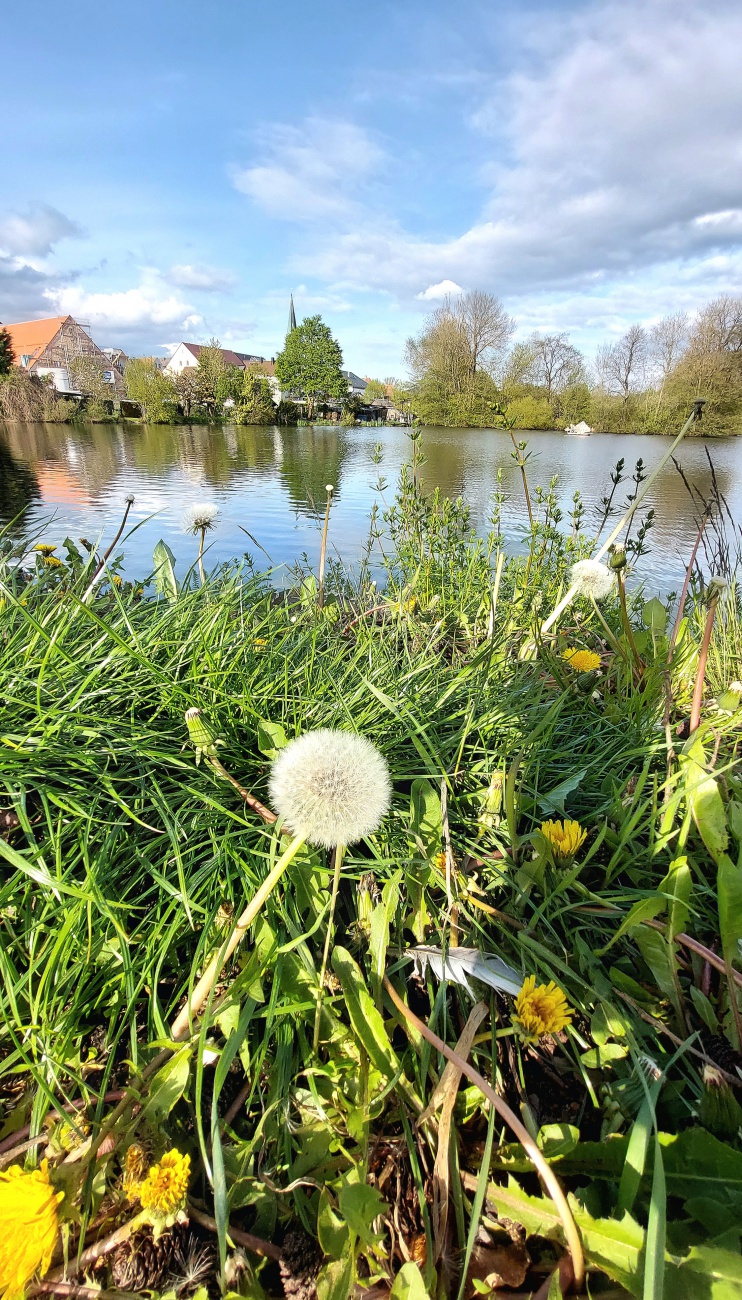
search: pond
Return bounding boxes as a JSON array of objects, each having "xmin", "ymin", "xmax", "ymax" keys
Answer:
[{"xmin": 1, "ymin": 421, "xmax": 740, "ymax": 594}]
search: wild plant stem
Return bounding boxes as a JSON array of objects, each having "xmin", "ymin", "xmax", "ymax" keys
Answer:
[
  {"xmin": 689, "ymin": 596, "xmax": 719, "ymax": 734},
  {"xmin": 81, "ymin": 497, "xmax": 133, "ymax": 601},
  {"xmin": 313, "ymin": 843, "xmax": 345, "ymax": 1052},
  {"xmin": 509, "ymin": 431, "xmax": 534, "ymax": 530},
  {"xmin": 170, "ymin": 832, "xmax": 306, "ymax": 1040},
  {"xmin": 617, "ymin": 572, "xmax": 645, "ymax": 678}
]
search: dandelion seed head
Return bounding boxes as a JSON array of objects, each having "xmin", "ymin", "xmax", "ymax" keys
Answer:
[
  {"xmin": 183, "ymin": 502, "xmax": 218, "ymax": 534},
  {"xmin": 707, "ymin": 575, "xmax": 728, "ymax": 598},
  {"xmin": 269, "ymin": 728, "xmax": 391, "ymax": 847},
  {"xmin": 325, "ymin": 484, "xmax": 334, "ymax": 493},
  {"xmin": 125, "ymin": 494, "xmax": 135, "ymax": 505},
  {"xmin": 571, "ymin": 559, "xmax": 615, "ymax": 601}
]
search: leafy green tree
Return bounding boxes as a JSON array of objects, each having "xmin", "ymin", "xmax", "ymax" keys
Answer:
[
  {"xmin": 234, "ymin": 369, "xmax": 276, "ymax": 425},
  {"xmin": 404, "ymin": 291, "xmax": 512, "ymax": 427},
  {"xmin": 363, "ymin": 378, "xmax": 386, "ymax": 402},
  {"xmin": 124, "ymin": 358, "xmax": 177, "ymax": 423},
  {"xmin": 69, "ymin": 355, "xmax": 113, "ymax": 419},
  {"xmin": 275, "ymin": 315, "xmax": 346, "ymax": 421},
  {"xmin": 0, "ymin": 326, "xmax": 15, "ymax": 376}
]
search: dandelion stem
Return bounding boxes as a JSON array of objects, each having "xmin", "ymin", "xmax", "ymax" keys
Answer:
[
  {"xmin": 313, "ymin": 842, "xmax": 345, "ymax": 1052},
  {"xmin": 383, "ymin": 975, "xmax": 585, "ymax": 1290},
  {"xmin": 318, "ymin": 485, "xmax": 333, "ymax": 608},
  {"xmin": 81, "ymin": 496, "xmax": 133, "ymax": 601},
  {"xmin": 198, "ymin": 526, "xmax": 206, "ymax": 585},
  {"xmin": 170, "ymin": 832, "xmax": 306, "ymax": 1040}
]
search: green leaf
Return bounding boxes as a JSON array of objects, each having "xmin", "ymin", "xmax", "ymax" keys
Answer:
[
  {"xmin": 572, "ymin": 1202, "xmax": 644, "ymax": 1298},
  {"xmin": 642, "ymin": 598, "xmax": 667, "ymax": 632},
  {"xmin": 317, "ymin": 1189, "xmax": 350, "ymax": 1259},
  {"xmin": 316, "ymin": 1251, "xmax": 354, "ymax": 1300},
  {"xmin": 580, "ymin": 1042, "xmax": 629, "ymax": 1069},
  {"xmin": 153, "ymin": 539, "xmax": 178, "ymax": 602},
  {"xmin": 337, "ymin": 1181, "xmax": 388, "ymax": 1250},
  {"xmin": 683, "ymin": 756, "xmax": 729, "ymax": 863},
  {"xmin": 389, "ymin": 1262, "xmax": 430, "ymax": 1299},
  {"xmin": 633, "ymin": 927, "xmax": 680, "ymax": 1014},
  {"xmin": 690, "ymin": 985, "xmax": 719, "ymax": 1035},
  {"xmin": 368, "ymin": 871, "xmax": 401, "ymax": 990},
  {"xmin": 618, "ymin": 1098, "xmax": 654, "ymax": 1216},
  {"xmin": 538, "ymin": 768, "xmax": 588, "ymax": 816},
  {"xmin": 599, "ymin": 896, "xmax": 667, "ymax": 953},
  {"xmin": 143, "ymin": 1046, "xmax": 191, "ymax": 1123},
  {"xmin": 331, "ymin": 948, "xmax": 402, "ymax": 1082},
  {"xmin": 410, "ymin": 778, "xmax": 442, "ymax": 853},
  {"xmin": 717, "ymin": 855, "xmax": 742, "ymax": 969},
  {"xmin": 591, "ymin": 1001, "xmax": 629, "ymax": 1045},
  {"xmin": 256, "ymin": 718, "xmax": 287, "ymax": 759},
  {"xmin": 537, "ymin": 1123, "xmax": 580, "ymax": 1159},
  {"xmin": 644, "ymin": 1133, "xmax": 666, "ymax": 1300},
  {"xmin": 669, "ymin": 1244, "xmax": 742, "ymax": 1299},
  {"xmin": 659, "ymin": 856, "xmax": 691, "ymax": 942}
]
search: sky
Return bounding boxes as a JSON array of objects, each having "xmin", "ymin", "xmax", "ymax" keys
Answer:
[{"xmin": 1, "ymin": 0, "xmax": 741, "ymax": 377}]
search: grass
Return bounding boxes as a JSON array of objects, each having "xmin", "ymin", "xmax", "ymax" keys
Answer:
[{"xmin": 0, "ymin": 430, "xmax": 741, "ymax": 1299}]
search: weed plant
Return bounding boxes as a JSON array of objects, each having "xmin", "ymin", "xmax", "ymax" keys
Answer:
[{"xmin": 0, "ymin": 432, "xmax": 741, "ymax": 1298}]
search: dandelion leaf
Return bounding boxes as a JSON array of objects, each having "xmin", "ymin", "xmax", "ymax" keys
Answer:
[{"xmin": 153, "ymin": 539, "xmax": 178, "ymax": 602}]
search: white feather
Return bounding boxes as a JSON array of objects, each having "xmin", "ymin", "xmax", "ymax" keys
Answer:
[{"xmin": 404, "ymin": 945, "xmax": 523, "ymax": 997}]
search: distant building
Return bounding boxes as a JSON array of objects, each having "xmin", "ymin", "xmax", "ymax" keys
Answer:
[
  {"xmin": 342, "ymin": 370, "xmax": 368, "ymax": 397},
  {"xmin": 164, "ymin": 342, "xmax": 267, "ymax": 376},
  {"xmin": 2, "ymin": 315, "xmax": 126, "ymax": 395}
]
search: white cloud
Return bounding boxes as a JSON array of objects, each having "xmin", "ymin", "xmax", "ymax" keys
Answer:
[
  {"xmin": 417, "ymin": 280, "xmax": 463, "ymax": 300},
  {"xmin": 46, "ymin": 277, "xmax": 202, "ymax": 338},
  {"xmin": 168, "ymin": 263, "xmax": 238, "ymax": 292},
  {"xmin": 0, "ymin": 203, "xmax": 82, "ymax": 258},
  {"xmin": 288, "ymin": 0, "xmax": 742, "ymax": 312},
  {"xmin": 232, "ymin": 117, "xmax": 385, "ymax": 220}
]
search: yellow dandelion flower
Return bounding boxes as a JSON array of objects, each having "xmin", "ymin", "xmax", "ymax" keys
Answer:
[
  {"xmin": 252, "ymin": 637, "xmax": 268, "ymax": 651},
  {"xmin": 0, "ymin": 1160, "xmax": 63, "ymax": 1300},
  {"xmin": 34, "ymin": 544, "xmax": 56, "ymax": 556},
  {"xmin": 513, "ymin": 975, "xmax": 572, "ymax": 1042},
  {"xmin": 539, "ymin": 819, "xmax": 587, "ymax": 863},
  {"xmin": 123, "ymin": 1143, "xmax": 148, "ymax": 1195},
  {"xmin": 433, "ymin": 850, "xmax": 447, "ymax": 872},
  {"xmin": 562, "ymin": 647, "xmax": 601, "ymax": 673},
  {"xmin": 138, "ymin": 1149, "xmax": 190, "ymax": 1216},
  {"xmin": 42, "ymin": 556, "xmax": 63, "ymax": 569},
  {"xmin": 111, "ymin": 575, "xmax": 123, "ymax": 588}
]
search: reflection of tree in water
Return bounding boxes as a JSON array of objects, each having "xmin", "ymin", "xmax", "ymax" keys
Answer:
[
  {"xmin": 0, "ymin": 435, "xmax": 41, "ymax": 529},
  {"xmin": 279, "ymin": 426, "xmax": 347, "ymax": 515}
]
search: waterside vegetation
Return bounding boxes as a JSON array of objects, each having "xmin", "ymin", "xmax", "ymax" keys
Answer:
[
  {"xmin": 3, "ymin": 295, "xmax": 742, "ymax": 435},
  {"xmin": 1, "ymin": 417, "xmax": 742, "ymax": 1297}
]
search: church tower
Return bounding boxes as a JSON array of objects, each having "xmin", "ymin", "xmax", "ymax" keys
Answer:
[{"xmin": 287, "ymin": 294, "xmax": 297, "ymax": 336}]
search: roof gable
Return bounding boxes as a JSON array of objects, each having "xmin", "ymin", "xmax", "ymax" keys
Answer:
[{"xmin": 3, "ymin": 316, "xmax": 72, "ymax": 366}]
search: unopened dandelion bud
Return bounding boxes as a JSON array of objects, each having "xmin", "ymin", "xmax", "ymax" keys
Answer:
[
  {"xmin": 699, "ymin": 1064, "xmax": 742, "ymax": 1138},
  {"xmin": 269, "ymin": 728, "xmax": 391, "ymax": 848},
  {"xmin": 184, "ymin": 707, "xmax": 223, "ymax": 764},
  {"xmin": 608, "ymin": 544, "xmax": 627, "ymax": 572}
]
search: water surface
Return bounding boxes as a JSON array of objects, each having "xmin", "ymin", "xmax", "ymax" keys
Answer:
[{"xmin": 1, "ymin": 421, "xmax": 740, "ymax": 594}]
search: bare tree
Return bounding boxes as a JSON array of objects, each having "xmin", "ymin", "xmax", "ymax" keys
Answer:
[
  {"xmin": 454, "ymin": 290, "xmax": 515, "ymax": 376},
  {"xmin": 649, "ymin": 312, "xmax": 688, "ymax": 382},
  {"xmin": 529, "ymin": 333, "xmax": 585, "ymax": 399},
  {"xmin": 595, "ymin": 324, "xmax": 648, "ymax": 405},
  {"xmin": 688, "ymin": 295, "xmax": 742, "ymax": 355}
]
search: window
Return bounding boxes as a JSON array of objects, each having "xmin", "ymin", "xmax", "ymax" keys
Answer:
[{"xmin": 21, "ymin": 354, "xmax": 32, "ymax": 367}]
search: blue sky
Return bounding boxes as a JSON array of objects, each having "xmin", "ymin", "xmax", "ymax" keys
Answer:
[{"xmin": 2, "ymin": 0, "xmax": 741, "ymax": 377}]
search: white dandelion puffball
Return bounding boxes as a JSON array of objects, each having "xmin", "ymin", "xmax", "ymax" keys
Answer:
[
  {"xmin": 269, "ymin": 729, "xmax": 392, "ymax": 848},
  {"xmin": 571, "ymin": 559, "xmax": 615, "ymax": 601},
  {"xmin": 325, "ymin": 484, "xmax": 334, "ymax": 493},
  {"xmin": 183, "ymin": 502, "xmax": 219, "ymax": 533}
]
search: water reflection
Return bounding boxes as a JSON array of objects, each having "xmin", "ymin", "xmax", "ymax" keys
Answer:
[{"xmin": 1, "ymin": 420, "xmax": 740, "ymax": 593}]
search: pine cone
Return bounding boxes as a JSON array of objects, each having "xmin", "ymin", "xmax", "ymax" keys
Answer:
[
  {"xmin": 279, "ymin": 1228, "xmax": 322, "ymax": 1300},
  {"xmin": 110, "ymin": 1224, "xmax": 188, "ymax": 1292}
]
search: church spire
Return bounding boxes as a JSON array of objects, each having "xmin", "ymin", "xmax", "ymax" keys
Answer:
[{"xmin": 287, "ymin": 293, "xmax": 297, "ymax": 336}]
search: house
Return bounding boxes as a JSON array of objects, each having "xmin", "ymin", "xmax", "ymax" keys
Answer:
[
  {"xmin": 2, "ymin": 315, "xmax": 126, "ymax": 395},
  {"xmin": 164, "ymin": 342, "xmax": 267, "ymax": 376},
  {"xmin": 342, "ymin": 370, "xmax": 367, "ymax": 398}
]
